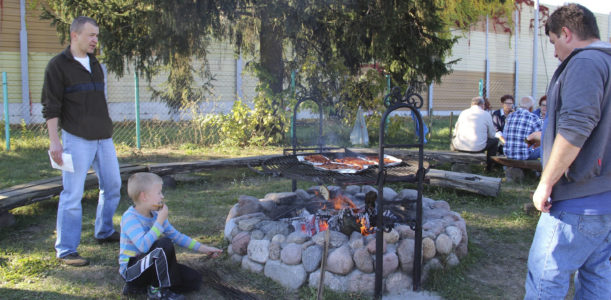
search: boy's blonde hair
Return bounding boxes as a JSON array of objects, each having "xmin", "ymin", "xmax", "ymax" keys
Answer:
[{"xmin": 127, "ymin": 172, "xmax": 163, "ymax": 202}]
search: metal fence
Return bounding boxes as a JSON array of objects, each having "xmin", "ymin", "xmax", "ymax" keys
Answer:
[
  {"xmin": 2, "ymin": 69, "xmax": 517, "ymax": 152},
  {"xmin": 0, "ymin": 70, "xmax": 246, "ymax": 150}
]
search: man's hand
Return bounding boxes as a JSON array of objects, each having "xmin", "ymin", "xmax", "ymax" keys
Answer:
[
  {"xmin": 527, "ymin": 131, "xmax": 541, "ymax": 148},
  {"xmin": 199, "ymin": 245, "xmax": 222, "ymax": 258},
  {"xmin": 46, "ymin": 118, "xmax": 63, "ymax": 165},
  {"xmin": 49, "ymin": 139, "xmax": 63, "ymax": 165},
  {"xmin": 532, "ymin": 183, "xmax": 552, "ymax": 213}
]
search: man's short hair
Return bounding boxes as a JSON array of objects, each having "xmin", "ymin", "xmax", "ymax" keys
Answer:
[
  {"xmin": 519, "ymin": 96, "xmax": 535, "ymax": 109},
  {"xmin": 70, "ymin": 16, "xmax": 98, "ymax": 34},
  {"xmin": 545, "ymin": 4, "xmax": 599, "ymax": 40},
  {"xmin": 127, "ymin": 172, "xmax": 162, "ymax": 202},
  {"xmin": 471, "ymin": 96, "xmax": 484, "ymax": 107},
  {"xmin": 500, "ymin": 94, "xmax": 514, "ymax": 104}
]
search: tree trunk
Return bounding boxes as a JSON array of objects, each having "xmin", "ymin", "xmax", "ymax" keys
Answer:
[{"xmin": 259, "ymin": 10, "xmax": 284, "ymax": 94}]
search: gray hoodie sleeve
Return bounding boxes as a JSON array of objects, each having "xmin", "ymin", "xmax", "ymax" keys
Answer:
[{"xmin": 556, "ymin": 56, "xmax": 605, "ymax": 148}]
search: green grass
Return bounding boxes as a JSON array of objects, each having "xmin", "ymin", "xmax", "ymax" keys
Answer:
[{"xmin": 0, "ymin": 117, "xmax": 544, "ymax": 299}]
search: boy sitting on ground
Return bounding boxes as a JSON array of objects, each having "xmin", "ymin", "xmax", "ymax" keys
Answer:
[{"xmin": 119, "ymin": 172, "xmax": 222, "ymax": 299}]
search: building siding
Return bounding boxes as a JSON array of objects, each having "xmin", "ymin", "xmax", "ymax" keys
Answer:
[{"xmin": 1, "ymin": 0, "xmax": 610, "ymax": 124}]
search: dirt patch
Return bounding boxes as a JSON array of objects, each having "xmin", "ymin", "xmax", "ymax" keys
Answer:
[{"xmin": 466, "ymin": 225, "xmax": 531, "ymax": 299}]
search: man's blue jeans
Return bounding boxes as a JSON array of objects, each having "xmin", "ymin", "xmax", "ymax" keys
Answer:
[
  {"xmin": 55, "ymin": 130, "xmax": 121, "ymax": 258},
  {"xmin": 527, "ymin": 147, "xmax": 541, "ymax": 160},
  {"xmin": 525, "ymin": 210, "xmax": 611, "ymax": 299}
]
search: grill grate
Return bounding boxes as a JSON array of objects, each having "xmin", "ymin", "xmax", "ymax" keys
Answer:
[{"xmin": 261, "ymin": 152, "xmax": 428, "ymax": 186}]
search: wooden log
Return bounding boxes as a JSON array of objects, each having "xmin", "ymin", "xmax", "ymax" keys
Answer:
[
  {"xmin": 147, "ymin": 155, "xmax": 281, "ymax": 175},
  {"xmin": 425, "ymin": 169, "xmax": 501, "ymax": 197},
  {"xmin": 491, "ymin": 156, "xmax": 542, "ymax": 171}
]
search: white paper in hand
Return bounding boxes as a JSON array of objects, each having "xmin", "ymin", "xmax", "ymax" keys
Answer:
[{"xmin": 48, "ymin": 151, "xmax": 74, "ymax": 173}]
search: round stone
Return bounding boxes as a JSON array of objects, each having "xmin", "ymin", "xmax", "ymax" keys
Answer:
[
  {"xmin": 302, "ymin": 245, "xmax": 323, "ymax": 272},
  {"xmin": 326, "ymin": 245, "xmax": 354, "ymax": 275},
  {"xmin": 271, "ymin": 234, "xmax": 286, "ymax": 244},
  {"xmin": 383, "ymin": 229, "xmax": 400, "ymax": 244},
  {"xmin": 250, "ymin": 229, "xmax": 264, "ymax": 240},
  {"xmin": 422, "ymin": 237, "xmax": 436, "ymax": 260},
  {"xmin": 435, "ymin": 233, "xmax": 453, "ymax": 255},
  {"xmin": 397, "ymin": 238, "xmax": 415, "ymax": 273},
  {"xmin": 269, "ymin": 241, "xmax": 281, "ymax": 260},
  {"xmin": 382, "ymin": 252, "xmax": 399, "ymax": 277},
  {"xmin": 231, "ymin": 232, "xmax": 250, "ymax": 255},
  {"xmin": 445, "ymin": 252, "xmax": 460, "ymax": 267},
  {"xmin": 286, "ymin": 231, "xmax": 310, "ymax": 244},
  {"xmin": 366, "ymin": 238, "xmax": 387, "ymax": 254},
  {"xmin": 247, "ymin": 239, "xmax": 270, "ymax": 264},
  {"xmin": 281, "ymin": 243, "xmax": 302, "ymax": 265},
  {"xmin": 445, "ymin": 225, "xmax": 462, "ymax": 247},
  {"xmin": 353, "ymin": 247, "xmax": 374, "ymax": 273},
  {"xmin": 349, "ymin": 231, "xmax": 364, "ymax": 250}
]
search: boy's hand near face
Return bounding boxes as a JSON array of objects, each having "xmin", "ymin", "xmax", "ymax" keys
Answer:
[
  {"xmin": 199, "ymin": 245, "xmax": 222, "ymax": 258},
  {"xmin": 156, "ymin": 203, "xmax": 168, "ymax": 225}
]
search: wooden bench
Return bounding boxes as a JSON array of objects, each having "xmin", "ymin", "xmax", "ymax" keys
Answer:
[
  {"xmin": 491, "ymin": 156, "xmax": 542, "ymax": 172},
  {"xmin": 491, "ymin": 156, "xmax": 542, "ymax": 182}
]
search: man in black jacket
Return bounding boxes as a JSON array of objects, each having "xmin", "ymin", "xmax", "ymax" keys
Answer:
[{"xmin": 42, "ymin": 16, "xmax": 121, "ymax": 267}]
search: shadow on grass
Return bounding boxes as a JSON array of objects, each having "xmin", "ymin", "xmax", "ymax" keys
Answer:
[{"xmin": 0, "ymin": 288, "xmax": 92, "ymax": 299}]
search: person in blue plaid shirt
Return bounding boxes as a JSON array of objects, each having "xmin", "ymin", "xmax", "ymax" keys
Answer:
[{"xmin": 503, "ymin": 96, "xmax": 543, "ymax": 160}]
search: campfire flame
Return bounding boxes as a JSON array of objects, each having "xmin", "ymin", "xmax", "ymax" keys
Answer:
[
  {"xmin": 319, "ymin": 220, "xmax": 329, "ymax": 232},
  {"xmin": 357, "ymin": 216, "xmax": 374, "ymax": 236},
  {"xmin": 331, "ymin": 194, "xmax": 357, "ymax": 211}
]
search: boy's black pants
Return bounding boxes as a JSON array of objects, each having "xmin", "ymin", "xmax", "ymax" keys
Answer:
[{"xmin": 124, "ymin": 237, "xmax": 202, "ymax": 293}]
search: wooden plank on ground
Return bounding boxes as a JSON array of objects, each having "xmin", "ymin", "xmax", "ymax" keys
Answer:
[{"xmin": 491, "ymin": 156, "xmax": 542, "ymax": 171}]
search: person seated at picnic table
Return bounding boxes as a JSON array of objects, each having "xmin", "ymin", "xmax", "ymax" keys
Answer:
[
  {"xmin": 532, "ymin": 95, "xmax": 547, "ymax": 120},
  {"xmin": 503, "ymin": 96, "xmax": 543, "ymax": 160},
  {"xmin": 451, "ymin": 96, "xmax": 499, "ymax": 171},
  {"xmin": 492, "ymin": 94, "xmax": 515, "ymax": 153}
]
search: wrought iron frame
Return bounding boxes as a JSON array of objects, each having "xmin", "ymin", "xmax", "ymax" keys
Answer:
[{"xmin": 275, "ymin": 86, "xmax": 426, "ymax": 297}]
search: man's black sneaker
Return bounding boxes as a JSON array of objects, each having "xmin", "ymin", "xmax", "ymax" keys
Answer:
[
  {"xmin": 58, "ymin": 253, "xmax": 89, "ymax": 266},
  {"xmin": 122, "ymin": 282, "xmax": 146, "ymax": 296},
  {"xmin": 96, "ymin": 231, "xmax": 120, "ymax": 244},
  {"xmin": 147, "ymin": 286, "xmax": 185, "ymax": 300}
]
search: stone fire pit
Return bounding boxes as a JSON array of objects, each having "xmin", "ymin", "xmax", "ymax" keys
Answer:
[{"xmin": 224, "ymin": 185, "xmax": 467, "ymax": 295}]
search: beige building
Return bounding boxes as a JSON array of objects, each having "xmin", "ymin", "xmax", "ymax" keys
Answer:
[{"xmin": 1, "ymin": 1, "xmax": 610, "ymax": 124}]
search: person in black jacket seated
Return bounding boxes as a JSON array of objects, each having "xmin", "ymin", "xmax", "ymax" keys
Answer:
[{"xmin": 492, "ymin": 94, "xmax": 514, "ymax": 154}]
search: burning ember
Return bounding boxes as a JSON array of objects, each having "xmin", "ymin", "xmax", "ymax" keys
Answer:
[
  {"xmin": 357, "ymin": 216, "xmax": 374, "ymax": 236},
  {"xmin": 292, "ymin": 188, "xmax": 381, "ymax": 237},
  {"xmin": 332, "ymin": 194, "xmax": 357, "ymax": 211}
]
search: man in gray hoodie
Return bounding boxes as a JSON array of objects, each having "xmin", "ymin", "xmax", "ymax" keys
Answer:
[{"xmin": 524, "ymin": 4, "xmax": 611, "ymax": 299}]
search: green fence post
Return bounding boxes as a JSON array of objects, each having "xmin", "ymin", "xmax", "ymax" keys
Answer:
[
  {"xmin": 134, "ymin": 68, "xmax": 141, "ymax": 149},
  {"xmin": 2, "ymin": 72, "xmax": 9, "ymax": 151}
]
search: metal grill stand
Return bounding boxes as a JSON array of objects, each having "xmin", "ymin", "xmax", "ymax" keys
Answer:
[
  {"xmin": 375, "ymin": 87, "xmax": 425, "ymax": 296},
  {"xmin": 268, "ymin": 87, "xmax": 425, "ymax": 297}
]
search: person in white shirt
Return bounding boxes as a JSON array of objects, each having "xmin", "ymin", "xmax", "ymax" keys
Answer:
[{"xmin": 451, "ymin": 96, "xmax": 498, "ymax": 171}]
